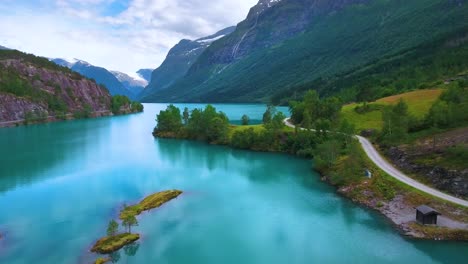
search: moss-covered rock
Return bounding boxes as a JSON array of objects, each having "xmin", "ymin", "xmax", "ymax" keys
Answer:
[
  {"xmin": 91, "ymin": 233, "xmax": 140, "ymax": 254},
  {"xmin": 120, "ymin": 190, "xmax": 183, "ymax": 220}
]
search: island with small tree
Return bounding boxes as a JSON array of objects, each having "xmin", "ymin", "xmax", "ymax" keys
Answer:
[{"xmin": 91, "ymin": 190, "xmax": 183, "ymax": 263}]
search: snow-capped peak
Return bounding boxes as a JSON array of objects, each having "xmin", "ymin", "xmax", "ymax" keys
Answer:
[
  {"xmin": 260, "ymin": 0, "xmax": 282, "ymax": 8},
  {"xmin": 51, "ymin": 58, "xmax": 92, "ymax": 68},
  {"xmin": 251, "ymin": 0, "xmax": 282, "ymax": 16},
  {"xmin": 111, "ymin": 70, "xmax": 148, "ymax": 87},
  {"xmin": 71, "ymin": 58, "xmax": 92, "ymax": 66}
]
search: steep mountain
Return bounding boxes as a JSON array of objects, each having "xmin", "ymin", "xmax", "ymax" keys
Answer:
[
  {"xmin": 0, "ymin": 45, "xmax": 9, "ymax": 50},
  {"xmin": 136, "ymin": 69, "xmax": 153, "ymax": 83},
  {"xmin": 52, "ymin": 58, "xmax": 75, "ymax": 68},
  {"xmin": 150, "ymin": 0, "xmax": 468, "ymax": 103},
  {"xmin": 0, "ymin": 50, "xmax": 112, "ymax": 125},
  {"xmin": 51, "ymin": 58, "xmax": 136, "ymax": 99},
  {"xmin": 111, "ymin": 70, "xmax": 148, "ymax": 95},
  {"xmin": 139, "ymin": 26, "xmax": 236, "ymax": 102}
]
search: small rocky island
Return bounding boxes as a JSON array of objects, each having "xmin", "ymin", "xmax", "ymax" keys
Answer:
[
  {"xmin": 91, "ymin": 190, "xmax": 183, "ymax": 263},
  {"xmin": 91, "ymin": 233, "xmax": 140, "ymax": 254},
  {"xmin": 119, "ymin": 190, "xmax": 183, "ymax": 220}
]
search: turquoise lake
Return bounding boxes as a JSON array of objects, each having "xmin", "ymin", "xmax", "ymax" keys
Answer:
[{"xmin": 0, "ymin": 103, "xmax": 467, "ymax": 264}]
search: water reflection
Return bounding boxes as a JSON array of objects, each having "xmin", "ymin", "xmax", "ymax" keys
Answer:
[
  {"xmin": 0, "ymin": 118, "xmax": 111, "ymax": 193},
  {"xmin": 1, "ymin": 104, "xmax": 467, "ymax": 264},
  {"xmin": 124, "ymin": 243, "xmax": 140, "ymax": 257}
]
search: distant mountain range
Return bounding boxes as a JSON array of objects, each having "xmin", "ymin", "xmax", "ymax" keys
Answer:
[
  {"xmin": 51, "ymin": 58, "xmax": 150, "ymax": 100},
  {"xmin": 0, "ymin": 45, "xmax": 9, "ymax": 50},
  {"xmin": 142, "ymin": 0, "xmax": 468, "ymax": 103},
  {"xmin": 139, "ymin": 26, "xmax": 236, "ymax": 102},
  {"xmin": 111, "ymin": 70, "xmax": 148, "ymax": 96}
]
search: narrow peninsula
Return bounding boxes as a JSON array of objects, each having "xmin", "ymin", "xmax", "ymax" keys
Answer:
[{"xmin": 91, "ymin": 190, "xmax": 183, "ymax": 262}]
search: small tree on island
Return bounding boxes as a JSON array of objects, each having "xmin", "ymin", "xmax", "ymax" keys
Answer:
[
  {"xmin": 107, "ymin": 220, "xmax": 119, "ymax": 237},
  {"xmin": 241, "ymin": 114, "xmax": 250, "ymax": 126},
  {"xmin": 122, "ymin": 215, "xmax": 138, "ymax": 234}
]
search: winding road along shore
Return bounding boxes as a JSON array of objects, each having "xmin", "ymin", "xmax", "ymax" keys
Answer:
[{"xmin": 284, "ymin": 118, "xmax": 468, "ymax": 207}]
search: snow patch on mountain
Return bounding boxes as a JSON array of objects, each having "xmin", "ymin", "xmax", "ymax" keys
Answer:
[
  {"xmin": 111, "ymin": 71, "xmax": 148, "ymax": 87},
  {"xmin": 251, "ymin": 0, "xmax": 282, "ymax": 16},
  {"xmin": 197, "ymin": 34, "xmax": 226, "ymax": 44}
]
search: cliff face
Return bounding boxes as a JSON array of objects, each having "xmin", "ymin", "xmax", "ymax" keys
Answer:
[
  {"xmin": 0, "ymin": 50, "xmax": 112, "ymax": 125},
  {"xmin": 0, "ymin": 93, "xmax": 48, "ymax": 122}
]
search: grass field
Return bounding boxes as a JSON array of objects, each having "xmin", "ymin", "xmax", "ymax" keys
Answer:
[
  {"xmin": 228, "ymin": 124, "xmax": 294, "ymax": 138},
  {"xmin": 341, "ymin": 89, "xmax": 443, "ymax": 132}
]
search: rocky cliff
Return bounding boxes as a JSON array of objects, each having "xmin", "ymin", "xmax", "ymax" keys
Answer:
[{"xmin": 0, "ymin": 50, "xmax": 112, "ymax": 126}]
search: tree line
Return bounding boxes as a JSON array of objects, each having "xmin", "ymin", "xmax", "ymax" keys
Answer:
[
  {"xmin": 378, "ymin": 81, "xmax": 468, "ymax": 145},
  {"xmin": 155, "ymin": 99, "xmax": 360, "ymax": 186}
]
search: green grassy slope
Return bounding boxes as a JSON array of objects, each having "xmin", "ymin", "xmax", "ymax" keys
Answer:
[{"xmin": 341, "ymin": 89, "xmax": 444, "ymax": 132}]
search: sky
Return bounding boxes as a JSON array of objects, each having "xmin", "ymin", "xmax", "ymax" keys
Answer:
[{"xmin": 0, "ymin": 0, "xmax": 258, "ymax": 75}]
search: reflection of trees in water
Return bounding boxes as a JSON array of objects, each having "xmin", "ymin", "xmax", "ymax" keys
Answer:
[
  {"xmin": 156, "ymin": 138, "xmax": 326, "ymax": 187},
  {"xmin": 412, "ymin": 239, "xmax": 468, "ymax": 263},
  {"xmin": 124, "ymin": 242, "xmax": 140, "ymax": 257},
  {"xmin": 0, "ymin": 118, "xmax": 111, "ymax": 193},
  {"xmin": 155, "ymin": 139, "xmax": 231, "ymax": 172},
  {"xmin": 110, "ymin": 251, "xmax": 120, "ymax": 263},
  {"xmin": 108, "ymin": 243, "xmax": 140, "ymax": 264}
]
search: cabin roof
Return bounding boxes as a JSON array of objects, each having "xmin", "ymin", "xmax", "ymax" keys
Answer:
[{"xmin": 416, "ymin": 205, "xmax": 440, "ymax": 215}]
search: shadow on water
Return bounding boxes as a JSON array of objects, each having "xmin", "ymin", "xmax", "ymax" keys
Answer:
[
  {"xmin": 0, "ymin": 118, "xmax": 113, "ymax": 193},
  {"xmin": 411, "ymin": 239, "xmax": 468, "ymax": 263}
]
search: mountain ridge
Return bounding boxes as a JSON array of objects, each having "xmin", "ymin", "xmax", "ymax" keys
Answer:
[
  {"xmin": 139, "ymin": 26, "xmax": 236, "ymax": 102},
  {"xmin": 145, "ymin": 0, "xmax": 468, "ymax": 103},
  {"xmin": 111, "ymin": 70, "xmax": 148, "ymax": 95},
  {"xmin": 51, "ymin": 58, "xmax": 140, "ymax": 99}
]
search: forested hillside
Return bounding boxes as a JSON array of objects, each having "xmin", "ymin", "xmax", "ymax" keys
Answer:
[
  {"xmin": 149, "ymin": 0, "xmax": 468, "ymax": 103},
  {"xmin": 0, "ymin": 50, "xmax": 142, "ymax": 126}
]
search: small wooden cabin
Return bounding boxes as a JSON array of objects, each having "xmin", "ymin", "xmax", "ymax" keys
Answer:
[{"xmin": 416, "ymin": 205, "xmax": 440, "ymax": 225}]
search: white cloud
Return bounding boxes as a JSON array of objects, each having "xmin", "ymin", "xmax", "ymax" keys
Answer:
[{"xmin": 0, "ymin": 0, "xmax": 258, "ymax": 74}]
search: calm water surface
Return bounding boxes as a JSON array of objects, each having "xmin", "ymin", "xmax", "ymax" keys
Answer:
[{"xmin": 0, "ymin": 104, "xmax": 466, "ymax": 264}]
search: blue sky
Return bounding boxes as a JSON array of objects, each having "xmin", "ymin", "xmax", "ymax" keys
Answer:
[{"xmin": 0, "ymin": 0, "xmax": 257, "ymax": 75}]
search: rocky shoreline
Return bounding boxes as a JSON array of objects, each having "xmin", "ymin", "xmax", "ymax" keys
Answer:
[
  {"xmin": 332, "ymin": 179, "xmax": 468, "ymax": 241},
  {"xmin": 0, "ymin": 110, "xmax": 112, "ymax": 128}
]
